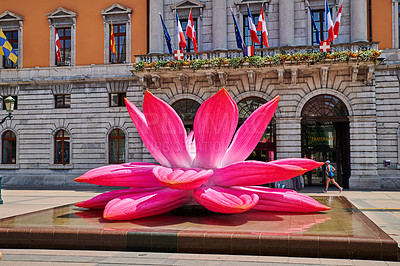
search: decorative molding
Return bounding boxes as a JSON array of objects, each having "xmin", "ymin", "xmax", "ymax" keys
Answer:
[
  {"xmin": 277, "ymin": 69, "xmax": 284, "ymax": 84},
  {"xmin": 218, "ymin": 72, "xmax": 227, "ymax": 86},
  {"xmin": 51, "ymin": 84, "xmax": 72, "ymax": 95},
  {"xmin": 205, "ymin": 72, "xmax": 216, "ymax": 87},
  {"xmin": 0, "ymin": 86, "xmax": 19, "ymax": 96},
  {"xmin": 46, "ymin": 7, "xmax": 77, "ymax": 20},
  {"xmin": 321, "ymin": 67, "xmax": 329, "ymax": 88},
  {"xmin": 101, "ymin": 4, "xmax": 132, "ymax": 16},
  {"xmin": 0, "ymin": 10, "xmax": 23, "ymax": 22},
  {"xmin": 178, "ymin": 73, "xmax": 189, "ymax": 89},
  {"xmin": 351, "ymin": 66, "xmax": 358, "ymax": 82},
  {"xmin": 366, "ymin": 66, "xmax": 374, "ymax": 85},
  {"xmin": 106, "ymin": 81, "xmax": 128, "ymax": 93},
  {"xmin": 151, "ymin": 74, "xmax": 162, "ymax": 88},
  {"xmin": 247, "ymin": 70, "xmax": 256, "ymax": 88},
  {"xmin": 291, "ymin": 69, "xmax": 297, "ymax": 85},
  {"xmin": 139, "ymin": 75, "xmax": 152, "ymax": 88},
  {"xmin": 171, "ymin": 0, "xmax": 205, "ymax": 18}
]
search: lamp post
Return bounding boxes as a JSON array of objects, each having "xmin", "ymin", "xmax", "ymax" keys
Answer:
[
  {"xmin": 0, "ymin": 96, "xmax": 15, "ymax": 125},
  {"xmin": 0, "ymin": 95, "xmax": 15, "ymax": 204}
]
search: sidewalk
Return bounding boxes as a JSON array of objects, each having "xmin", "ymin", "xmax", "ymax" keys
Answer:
[{"xmin": 0, "ymin": 187, "xmax": 399, "ymax": 265}]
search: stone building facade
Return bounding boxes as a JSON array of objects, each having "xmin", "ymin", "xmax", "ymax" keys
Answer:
[{"xmin": 0, "ymin": 0, "xmax": 399, "ymax": 190}]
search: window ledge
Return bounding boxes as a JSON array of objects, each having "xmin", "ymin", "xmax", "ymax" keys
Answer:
[
  {"xmin": 48, "ymin": 164, "xmax": 74, "ymax": 170},
  {"xmin": 0, "ymin": 164, "xmax": 19, "ymax": 169}
]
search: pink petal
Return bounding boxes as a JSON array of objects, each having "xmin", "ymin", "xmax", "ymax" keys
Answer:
[
  {"xmin": 212, "ymin": 161, "xmax": 308, "ymax": 186},
  {"xmin": 193, "ymin": 186, "xmax": 259, "ymax": 214},
  {"xmin": 233, "ymin": 186, "xmax": 330, "ymax": 212},
  {"xmin": 143, "ymin": 91, "xmax": 192, "ymax": 168},
  {"xmin": 74, "ymin": 162, "xmax": 163, "ymax": 187},
  {"xmin": 103, "ymin": 188, "xmax": 191, "ymax": 220},
  {"xmin": 222, "ymin": 96, "xmax": 279, "ymax": 166},
  {"xmin": 193, "ymin": 88, "xmax": 238, "ymax": 169},
  {"xmin": 186, "ymin": 131, "xmax": 196, "ymax": 160},
  {"xmin": 153, "ymin": 166, "xmax": 213, "ymax": 190},
  {"xmin": 269, "ymin": 158, "xmax": 324, "ymax": 171},
  {"xmin": 125, "ymin": 98, "xmax": 170, "ymax": 167},
  {"xmin": 75, "ymin": 187, "xmax": 162, "ymax": 209}
]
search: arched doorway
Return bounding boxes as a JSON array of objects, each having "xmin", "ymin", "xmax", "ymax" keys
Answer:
[
  {"xmin": 301, "ymin": 95, "xmax": 350, "ymax": 188},
  {"xmin": 171, "ymin": 99, "xmax": 201, "ymax": 134},
  {"xmin": 238, "ymin": 97, "xmax": 276, "ymax": 162}
]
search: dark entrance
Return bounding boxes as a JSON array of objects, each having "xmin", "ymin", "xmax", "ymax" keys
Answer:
[
  {"xmin": 238, "ymin": 97, "xmax": 276, "ymax": 162},
  {"xmin": 301, "ymin": 95, "xmax": 350, "ymax": 188}
]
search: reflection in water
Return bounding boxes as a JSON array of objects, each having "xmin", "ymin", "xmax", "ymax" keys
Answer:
[{"xmin": 0, "ymin": 197, "xmax": 381, "ymax": 238}]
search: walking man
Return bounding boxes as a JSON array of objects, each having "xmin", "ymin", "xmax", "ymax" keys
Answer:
[{"xmin": 323, "ymin": 160, "xmax": 343, "ymax": 193}]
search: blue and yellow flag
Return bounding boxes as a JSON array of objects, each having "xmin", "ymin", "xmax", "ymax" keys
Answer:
[{"xmin": 0, "ymin": 28, "xmax": 18, "ymax": 64}]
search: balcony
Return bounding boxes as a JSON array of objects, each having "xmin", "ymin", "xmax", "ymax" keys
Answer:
[{"xmin": 135, "ymin": 42, "xmax": 379, "ymax": 63}]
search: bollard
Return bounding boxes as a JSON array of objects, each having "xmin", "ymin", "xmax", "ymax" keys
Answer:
[{"xmin": 0, "ymin": 176, "xmax": 3, "ymax": 204}]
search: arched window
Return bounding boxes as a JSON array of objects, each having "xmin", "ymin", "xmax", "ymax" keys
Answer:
[
  {"xmin": 2, "ymin": 130, "xmax": 16, "ymax": 164},
  {"xmin": 109, "ymin": 129, "xmax": 125, "ymax": 164},
  {"xmin": 238, "ymin": 97, "xmax": 276, "ymax": 162},
  {"xmin": 55, "ymin": 130, "xmax": 70, "ymax": 164},
  {"xmin": 301, "ymin": 94, "xmax": 348, "ymax": 120},
  {"xmin": 171, "ymin": 99, "xmax": 201, "ymax": 133}
]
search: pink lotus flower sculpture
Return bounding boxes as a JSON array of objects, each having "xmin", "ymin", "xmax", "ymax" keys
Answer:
[{"xmin": 75, "ymin": 89, "xmax": 329, "ymax": 220}]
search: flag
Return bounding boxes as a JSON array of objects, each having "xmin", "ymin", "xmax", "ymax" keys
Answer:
[
  {"xmin": 55, "ymin": 28, "xmax": 62, "ymax": 62},
  {"xmin": 110, "ymin": 22, "xmax": 118, "ymax": 61},
  {"xmin": 159, "ymin": 13, "xmax": 173, "ymax": 54},
  {"xmin": 186, "ymin": 10, "xmax": 198, "ymax": 53},
  {"xmin": 175, "ymin": 12, "xmax": 186, "ymax": 50},
  {"xmin": 305, "ymin": 0, "xmax": 321, "ymax": 44},
  {"xmin": 230, "ymin": 7, "xmax": 244, "ymax": 50},
  {"xmin": 333, "ymin": 2, "xmax": 343, "ymax": 40},
  {"xmin": 325, "ymin": 0, "xmax": 334, "ymax": 43},
  {"xmin": 256, "ymin": 6, "xmax": 269, "ymax": 47},
  {"xmin": 244, "ymin": 45, "xmax": 254, "ymax": 57},
  {"xmin": 320, "ymin": 40, "xmax": 330, "ymax": 52},
  {"xmin": 0, "ymin": 28, "xmax": 18, "ymax": 64},
  {"xmin": 174, "ymin": 49, "xmax": 184, "ymax": 60},
  {"xmin": 247, "ymin": 5, "xmax": 260, "ymax": 44}
]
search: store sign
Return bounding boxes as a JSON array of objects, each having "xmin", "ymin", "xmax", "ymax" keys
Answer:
[{"xmin": 308, "ymin": 129, "xmax": 334, "ymax": 147}]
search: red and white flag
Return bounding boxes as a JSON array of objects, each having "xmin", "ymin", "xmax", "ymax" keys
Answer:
[
  {"xmin": 174, "ymin": 50, "xmax": 184, "ymax": 60},
  {"xmin": 320, "ymin": 40, "xmax": 331, "ymax": 52},
  {"xmin": 247, "ymin": 6, "xmax": 260, "ymax": 44},
  {"xmin": 55, "ymin": 28, "xmax": 62, "ymax": 62},
  {"xmin": 256, "ymin": 6, "xmax": 269, "ymax": 48},
  {"xmin": 175, "ymin": 12, "xmax": 186, "ymax": 50},
  {"xmin": 186, "ymin": 10, "xmax": 198, "ymax": 53},
  {"xmin": 325, "ymin": 0, "xmax": 335, "ymax": 43},
  {"xmin": 333, "ymin": 2, "xmax": 343, "ymax": 40}
]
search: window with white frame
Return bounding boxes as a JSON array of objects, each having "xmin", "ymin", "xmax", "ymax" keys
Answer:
[
  {"xmin": 46, "ymin": 7, "xmax": 77, "ymax": 66},
  {"xmin": 0, "ymin": 11, "xmax": 23, "ymax": 68},
  {"xmin": 101, "ymin": 4, "xmax": 132, "ymax": 64}
]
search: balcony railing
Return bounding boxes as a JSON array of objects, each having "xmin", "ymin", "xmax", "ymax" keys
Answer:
[{"xmin": 135, "ymin": 42, "xmax": 379, "ymax": 63}]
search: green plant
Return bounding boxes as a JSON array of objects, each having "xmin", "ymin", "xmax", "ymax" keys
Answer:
[
  {"xmin": 248, "ymin": 56, "xmax": 264, "ymax": 67},
  {"xmin": 228, "ymin": 57, "xmax": 245, "ymax": 69}
]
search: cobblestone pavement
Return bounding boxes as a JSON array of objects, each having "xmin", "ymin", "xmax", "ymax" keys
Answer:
[{"xmin": 0, "ymin": 187, "xmax": 399, "ymax": 265}]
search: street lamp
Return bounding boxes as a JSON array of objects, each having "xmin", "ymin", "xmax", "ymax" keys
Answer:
[
  {"xmin": 0, "ymin": 95, "xmax": 14, "ymax": 204},
  {"xmin": 0, "ymin": 96, "xmax": 15, "ymax": 124}
]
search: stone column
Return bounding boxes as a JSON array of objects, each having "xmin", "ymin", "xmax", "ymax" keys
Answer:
[
  {"xmin": 278, "ymin": 0, "xmax": 295, "ymax": 46},
  {"xmin": 212, "ymin": 0, "xmax": 227, "ymax": 50},
  {"xmin": 351, "ymin": 0, "xmax": 368, "ymax": 42},
  {"xmin": 149, "ymin": 0, "xmax": 164, "ymax": 54}
]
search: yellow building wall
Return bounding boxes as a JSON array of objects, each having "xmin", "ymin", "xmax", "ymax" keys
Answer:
[
  {"xmin": 371, "ymin": 0, "xmax": 392, "ymax": 49},
  {"xmin": 0, "ymin": 0, "xmax": 147, "ymax": 68}
]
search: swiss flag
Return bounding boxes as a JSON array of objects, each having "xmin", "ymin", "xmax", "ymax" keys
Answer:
[
  {"xmin": 333, "ymin": 2, "xmax": 343, "ymax": 40},
  {"xmin": 55, "ymin": 28, "xmax": 62, "ymax": 62},
  {"xmin": 256, "ymin": 6, "xmax": 269, "ymax": 48},
  {"xmin": 186, "ymin": 10, "xmax": 198, "ymax": 53},
  {"xmin": 175, "ymin": 12, "xmax": 186, "ymax": 50}
]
